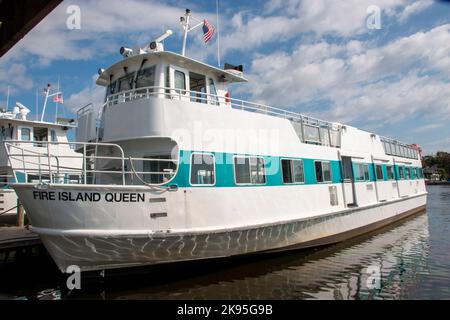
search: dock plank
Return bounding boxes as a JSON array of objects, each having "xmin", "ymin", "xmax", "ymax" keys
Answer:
[{"xmin": 0, "ymin": 227, "xmax": 41, "ymax": 251}]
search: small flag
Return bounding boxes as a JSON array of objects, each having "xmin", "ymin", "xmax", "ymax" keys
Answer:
[
  {"xmin": 203, "ymin": 19, "xmax": 215, "ymax": 44},
  {"xmin": 53, "ymin": 94, "xmax": 64, "ymax": 104}
]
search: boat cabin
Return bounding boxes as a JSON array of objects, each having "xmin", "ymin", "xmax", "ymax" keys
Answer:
[{"xmin": 96, "ymin": 50, "xmax": 247, "ymax": 108}]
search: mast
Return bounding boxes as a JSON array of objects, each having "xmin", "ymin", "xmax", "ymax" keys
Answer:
[
  {"xmin": 216, "ymin": 0, "xmax": 221, "ymax": 67},
  {"xmin": 180, "ymin": 9, "xmax": 204, "ymax": 57},
  {"xmin": 5, "ymin": 86, "xmax": 10, "ymax": 111},
  {"xmin": 41, "ymin": 85, "xmax": 50, "ymax": 122},
  {"xmin": 181, "ymin": 9, "xmax": 191, "ymax": 56}
]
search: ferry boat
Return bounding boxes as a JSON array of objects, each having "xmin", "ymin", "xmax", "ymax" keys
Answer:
[
  {"xmin": 7, "ymin": 10, "xmax": 427, "ymax": 272},
  {"xmin": 1, "ymin": 88, "xmax": 80, "ymax": 224}
]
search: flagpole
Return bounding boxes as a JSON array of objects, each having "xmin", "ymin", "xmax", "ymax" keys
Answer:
[
  {"xmin": 55, "ymin": 76, "xmax": 60, "ymax": 123},
  {"xmin": 41, "ymin": 86, "xmax": 50, "ymax": 122},
  {"xmin": 35, "ymin": 88, "xmax": 39, "ymax": 121},
  {"xmin": 5, "ymin": 86, "xmax": 10, "ymax": 112},
  {"xmin": 216, "ymin": 0, "xmax": 221, "ymax": 68}
]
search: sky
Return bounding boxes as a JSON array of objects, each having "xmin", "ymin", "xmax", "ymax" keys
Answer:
[{"xmin": 1, "ymin": 0, "xmax": 450, "ymax": 155}]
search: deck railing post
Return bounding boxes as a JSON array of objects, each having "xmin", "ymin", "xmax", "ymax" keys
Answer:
[
  {"xmin": 47, "ymin": 143, "xmax": 53, "ymax": 183},
  {"xmin": 83, "ymin": 144, "xmax": 87, "ymax": 184}
]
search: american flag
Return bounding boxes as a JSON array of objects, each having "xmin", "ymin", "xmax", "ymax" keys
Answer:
[
  {"xmin": 53, "ymin": 94, "xmax": 64, "ymax": 104},
  {"xmin": 202, "ymin": 19, "xmax": 215, "ymax": 44}
]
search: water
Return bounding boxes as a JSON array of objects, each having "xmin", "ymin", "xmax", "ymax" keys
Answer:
[{"xmin": 0, "ymin": 185, "xmax": 449, "ymax": 300}]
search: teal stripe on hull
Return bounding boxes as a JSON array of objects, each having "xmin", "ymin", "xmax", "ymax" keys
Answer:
[{"xmin": 167, "ymin": 150, "xmax": 424, "ymax": 189}]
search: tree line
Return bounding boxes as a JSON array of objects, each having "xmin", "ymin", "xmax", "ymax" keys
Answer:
[{"xmin": 423, "ymin": 152, "xmax": 450, "ymax": 180}]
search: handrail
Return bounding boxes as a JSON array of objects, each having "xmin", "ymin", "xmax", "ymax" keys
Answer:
[
  {"xmin": 2, "ymin": 140, "xmax": 178, "ymax": 187},
  {"xmin": 100, "ymin": 85, "xmax": 339, "ymax": 130}
]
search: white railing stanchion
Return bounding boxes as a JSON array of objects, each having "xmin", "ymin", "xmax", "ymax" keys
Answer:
[{"xmin": 83, "ymin": 144, "xmax": 87, "ymax": 184}]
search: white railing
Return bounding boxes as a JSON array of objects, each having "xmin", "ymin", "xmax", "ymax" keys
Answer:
[
  {"xmin": 3, "ymin": 141, "xmax": 179, "ymax": 187},
  {"xmin": 96, "ymin": 85, "xmax": 342, "ymax": 148}
]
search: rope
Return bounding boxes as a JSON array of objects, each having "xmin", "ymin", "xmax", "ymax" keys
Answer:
[{"xmin": 0, "ymin": 204, "xmax": 21, "ymax": 216}]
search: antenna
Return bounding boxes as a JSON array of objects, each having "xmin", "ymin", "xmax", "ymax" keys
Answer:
[
  {"xmin": 216, "ymin": 0, "xmax": 221, "ymax": 67},
  {"xmin": 35, "ymin": 88, "xmax": 39, "ymax": 121}
]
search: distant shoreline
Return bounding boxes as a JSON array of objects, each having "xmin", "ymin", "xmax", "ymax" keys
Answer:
[{"xmin": 426, "ymin": 181, "xmax": 450, "ymax": 186}]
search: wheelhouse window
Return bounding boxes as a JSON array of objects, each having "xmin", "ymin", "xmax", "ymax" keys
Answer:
[
  {"xmin": 118, "ymin": 73, "xmax": 135, "ymax": 92},
  {"xmin": 375, "ymin": 165, "xmax": 384, "ymax": 181},
  {"xmin": 189, "ymin": 72, "xmax": 207, "ymax": 103},
  {"xmin": 234, "ymin": 156, "xmax": 266, "ymax": 185},
  {"xmin": 50, "ymin": 129, "xmax": 57, "ymax": 142},
  {"xmin": 208, "ymin": 78, "xmax": 219, "ymax": 106},
  {"xmin": 136, "ymin": 66, "xmax": 156, "ymax": 89},
  {"xmin": 315, "ymin": 161, "xmax": 332, "ymax": 183},
  {"xmin": 107, "ymin": 81, "xmax": 117, "ymax": 96},
  {"xmin": 174, "ymin": 70, "xmax": 186, "ymax": 94},
  {"xmin": 386, "ymin": 165, "xmax": 394, "ymax": 180},
  {"xmin": 190, "ymin": 153, "xmax": 215, "ymax": 186},
  {"xmin": 281, "ymin": 159, "xmax": 304, "ymax": 184},
  {"xmin": 143, "ymin": 155, "xmax": 176, "ymax": 184},
  {"xmin": 20, "ymin": 128, "xmax": 31, "ymax": 141}
]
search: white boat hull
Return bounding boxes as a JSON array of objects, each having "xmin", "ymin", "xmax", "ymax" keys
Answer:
[{"xmin": 13, "ymin": 184, "xmax": 427, "ymax": 272}]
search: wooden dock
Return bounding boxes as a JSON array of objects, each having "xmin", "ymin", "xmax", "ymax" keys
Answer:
[{"xmin": 0, "ymin": 227, "xmax": 41, "ymax": 252}]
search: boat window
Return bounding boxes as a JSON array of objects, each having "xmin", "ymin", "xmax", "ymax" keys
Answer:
[
  {"xmin": 0, "ymin": 170, "xmax": 9, "ymax": 187},
  {"xmin": 136, "ymin": 66, "xmax": 156, "ymax": 89},
  {"xmin": 143, "ymin": 155, "xmax": 176, "ymax": 184},
  {"xmin": 375, "ymin": 165, "xmax": 384, "ymax": 181},
  {"xmin": 174, "ymin": 70, "xmax": 186, "ymax": 94},
  {"xmin": 107, "ymin": 81, "xmax": 117, "ymax": 95},
  {"xmin": 354, "ymin": 163, "xmax": 366, "ymax": 181},
  {"xmin": 364, "ymin": 165, "xmax": 370, "ymax": 181},
  {"xmin": 33, "ymin": 127, "xmax": 49, "ymax": 147},
  {"xmin": 281, "ymin": 159, "xmax": 304, "ymax": 184},
  {"xmin": 190, "ymin": 153, "xmax": 215, "ymax": 186},
  {"xmin": 398, "ymin": 166, "xmax": 405, "ymax": 180},
  {"xmin": 386, "ymin": 165, "xmax": 394, "ymax": 180},
  {"xmin": 189, "ymin": 72, "xmax": 207, "ymax": 103},
  {"xmin": 50, "ymin": 129, "xmax": 57, "ymax": 142},
  {"xmin": 315, "ymin": 161, "xmax": 332, "ymax": 183},
  {"xmin": 410, "ymin": 168, "xmax": 416, "ymax": 179},
  {"xmin": 405, "ymin": 167, "xmax": 411, "ymax": 180},
  {"xmin": 21, "ymin": 128, "xmax": 31, "ymax": 141},
  {"xmin": 208, "ymin": 78, "xmax": 219, "ymax": 106},
  {"xmin": 118, "ymin": 73, "xmax": 135, "ymax": 92},
  {"xmin": 234, "ymin": 156, "xmax": 266, "ymax": 185},
  {"xmin": 304, "ymin": 125, "xmax": 321, "ymax": 144}
]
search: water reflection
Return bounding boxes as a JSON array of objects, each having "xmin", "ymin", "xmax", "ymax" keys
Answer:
[
  {"xmin": 2, "ymin": 186, "xmax": 450, "ymax": 300},
  {"xmin": 97, "ymin": 212, "xmax": 429, "ymax": 300}
]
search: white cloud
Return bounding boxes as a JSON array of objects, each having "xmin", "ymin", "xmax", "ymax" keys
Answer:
[
  {"xmin": 241, "ymin": 24, "xmax": 450, "ymax": 130},
  {"xmin": 221, "ymin": 0, "xmax": 430, "ymax": 54},
  {"xmin": 0, "ymin": 62, "xmax": 34, "ymax": 100},
  {"xmin": 65, "ymin": 74, "xmax": 105, "ymax": 112},
  {"xmin": 398, "ymin": 0, "xmax": 433, "ymax": 22}
]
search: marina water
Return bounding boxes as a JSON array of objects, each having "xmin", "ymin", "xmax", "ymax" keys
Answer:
[{"xmin": 0, "ymin": 185, "xmax": 449, "ymax": 300}]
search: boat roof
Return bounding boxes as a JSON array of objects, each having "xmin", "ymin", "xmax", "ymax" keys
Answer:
[
  {"xmin": 96, "ymin": 50, "xmax": 248, "ymax": 86},
  {"xmin": 0, "ymin": 116, "xmax": 76, "ymax": 129}
]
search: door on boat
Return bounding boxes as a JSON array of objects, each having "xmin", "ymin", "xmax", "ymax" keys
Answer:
[
  {"xmin": 341, "ymin": 156, "xmax": 356, "ymax": 207},
  {"xmin": 168, "ymin": 65, "xmax": 190, "ymax": 101}
]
